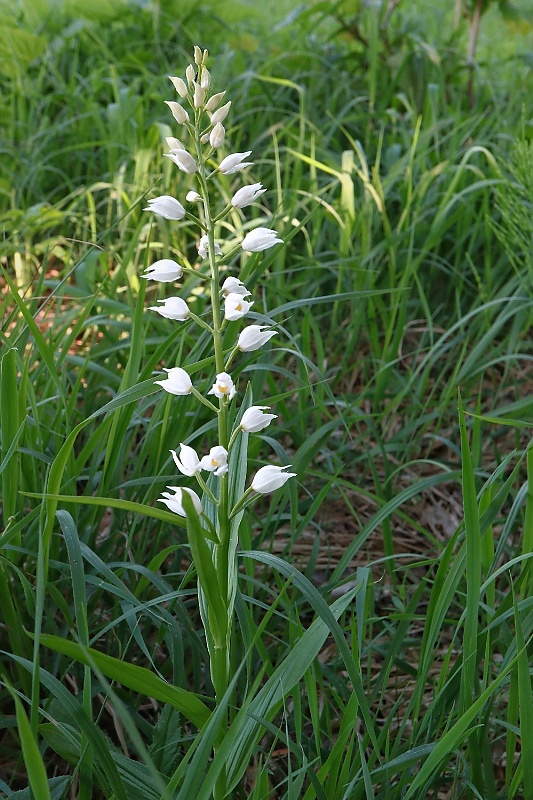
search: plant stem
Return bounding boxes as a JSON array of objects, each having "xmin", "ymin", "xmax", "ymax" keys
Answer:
[{"xmin": 193, "ymin": 105, "xmax": 232, "ymax": 800}]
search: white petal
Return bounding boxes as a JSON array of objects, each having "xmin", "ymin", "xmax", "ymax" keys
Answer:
[{"xmin": 251, "ymin": 465, "xmax": 296, "ymax": 493}]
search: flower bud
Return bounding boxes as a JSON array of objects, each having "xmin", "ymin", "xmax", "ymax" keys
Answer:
[
  {"xmin": 210, "ymin": 101, "xmax": 231, "ymax": 125},
  {"xmin": 241, "ymin": 227, "xmax": 282, "ymax": 252},
  {"xmin": 186, "ymin": 64, "xmax": 196, "ymax": 85},
  {"xmin": 193, "ymin": 82, "xmax": 205, "ymax": 108},
  {"xmin": 231, "ymin": 183, "xmax": 266, "ymax": 209},
  {"xmin": 144, "ymin": 195, "xmax": 186, "ymax": 220},
  {"xmin": 194, "ymin": 45, "xmax": 203, "ymax": 65},
  {"xmin": 199, "ymin": 445, "xmax": 228, "ymax": 476},
  {"xmin": 240, "ymin": 406, "xmax": 277, "ymax": 433},
  {"xmin": 219, "ymin": 151, "xmax": 253, "ymax": 175},
  {"xmin": 186, "ymin": 190, "xmax": 203, "ymax": 202},
  {"xmin": 200, "ymin": 132, "xmax": 210, "ymax": 144},
  {"xmin": 164, "ymin": 149, "xmax": 197, "ymax": 174},
  {"xmin": 200, "ymin": 67, "xmax": 210, "ymax": 90},
  {"xmin": 169, "ymin": 76, "xmax": 188, "ymax": 97},
  {"xmin": 238, "ymin": 325, "xmax": 275, "ymax": 351},
  {"xmin": 221, "ymin": 276, "xmax": 251, "ymax": 297},
  {"xmin": 155, "ymin": 367, "xmax": 192, "ymax": 395},
  {"xmin": 159, "ymin": 486, "xmax": 202, "ymax": 516},
  {"xmin": 205, "ymin": 91, "xmax": 226, "ymax": 112},
  {"xmin": 208, "ymin": 372, "xmax": 236, "ymax": 401},
  {"xmin": 171, "ymin": 444, "xmax": 200, "ymax": 476},
  {"xmin": 166, "ymin": 136, "xmax": 185, "ymax": 151},
  {"xmin": 251, "ymin": 465, "xmax": 296, "ymax": 493},
  {"xmin": 209, "ymin": 122, "xmax": 225, "ymax": 149},
  {"xmin": 142, "ymin": 259, "xmax": 183, "ymax": 282},
  {"xmin": 148, "ymin": 297, "xmax": 190, "ymax": 320},
  {"xmin": 224, "ymin": 293, "xmax": 254, "ymax": 321},
  {"xmin": 165, "ymin": 101, "xmax": 189, "ymax": 125}
]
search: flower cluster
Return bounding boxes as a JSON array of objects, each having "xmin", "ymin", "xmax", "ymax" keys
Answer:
[{"xmin": 141, "ymin": 46, "xmax": 295, "ymax": 519}]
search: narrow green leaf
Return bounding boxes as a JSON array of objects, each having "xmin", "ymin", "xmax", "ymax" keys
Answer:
[
  {"xmin": 7, "ymin": 653, "xmax": 128, "ymax": 800},
  {"xmin": 21, "ymin": 493, "xmax": 186, "ymax": 530},
  {"xmin": 458, "ymin": 394, "xmax": 482, "ymax": 691},
  {"xmin": 57, "ymin": 511, "xmax": 93, "ymax": 800},
  {"xmin": 39, "ymin": 634, "xmax": 211, "ymax": 728},
  {"xmin": 1, "ymin": 347, "xmax": 20, "ymax": 531},
  {"xmin": 513, "ymin": 588, "xmax": 533, "ymax": 799},
  {"xmin": 8, "ymin": 687, "xmax": 51, "ymax": 800},
  {"xmin": 182, "ymin": 490, "xmax": 227, "ymax": 648},
  {"xmin": 1, "ymin": 270, "xmax": 64, "ymax": 397}
]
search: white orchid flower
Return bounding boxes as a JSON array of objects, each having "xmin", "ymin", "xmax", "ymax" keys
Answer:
[
  {"xmin": 231, "ymin": 183, "xmax": 266, "ymax": 209},
  {"xmin": 199, "ymin": 446, "xmax": 228, "ymax": 476},
  {"xmin": 148, "ymin": 297, "xmax": 189, "ymax": 321},
  {"xmin": 142, "ymin": 259, "xmax": 183, "ymax": 282},
  {"xmin": 144, "ymin": 195, "xmax": 186, "ymax": 220},
  {"xmin": 170, "ymin": 444, "xmax": 201, "ymax": 476},
  {"xmin": 221, "ymin": 277, "xmax": 251, "ymax": 297},
  {"xmin": 198, "ymin": 235, "xmax": 222, "ymax": 259},
  {"xmin": 251, "ymin": 465, "xmax": 296, "ymax": 493},
  {"xmin": 208, "ymin": 372, "xmax": 236, "ymax": 401},
  {"xmin": 224, "ymin": 293, "xmax": 254, "ymax": 321},
  {"xmin": 241, "ymin": 227, "xmax": 282, "ymax": 252},
  {"xmin": 240, "ymin": 406, "xmax": 277, "ymax": 433},
  {"xmin": 159, "ymin": 486, "xmax": 202, "ymax": 516},
  {"xmin": 164, "ymin": 149, "xmax": 197, "ymax": 174},
  {"xmin": 154, "ymin": 367, "xmax": 192, "ymax": 395},
  {"xmin": 219, "ymin": 151, "xmax": 253, "ymax": 175},
  {"xmin": 238, "ymin": 325, "xmax": 275, "ymax": 351}
]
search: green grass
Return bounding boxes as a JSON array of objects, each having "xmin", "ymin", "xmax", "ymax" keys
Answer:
[{"xmin": 1, "ymin": 0, "xmax": 533, "ymax": 798}]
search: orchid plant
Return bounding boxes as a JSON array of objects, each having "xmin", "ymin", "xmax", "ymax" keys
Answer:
[{"xmin": 141, "ymin": 46, "xmax": 295, "ymax": 797}]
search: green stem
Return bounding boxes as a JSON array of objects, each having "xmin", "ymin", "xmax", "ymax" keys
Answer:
[{"xmin": 193, "ymin": 103, "xmax": 232, "ymax": 800}]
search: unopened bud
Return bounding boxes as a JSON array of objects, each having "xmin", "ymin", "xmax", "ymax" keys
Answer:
[
  {"xmin": 200, "ymin": 67, "xmax": 210, "ymax": 90},
  {"xmin": 166, "ymin": 136, "xmax": 185, "ymax": 151},
  {"xmin": 205, "ymin": 91, "xmax": 226, "ymax": 112},
  {"xmin": 193, "ymin": 82, "xmax": 205, "ymax": 108},
  {"xmin": 203, "ymin": 49, "xmax": 208, "ymax": 63},
  {"xmin": 165, "ymin": 101, "xmax": 189, "ymax": 124},
  {"xmin": 200, "ymin": 132, "xmax": 210, "ymax": 144},
  {"xmin": 186, "ymin": 64, "xmax": 195, "ymax": 85},
  {"xmin": 194, "ymin": 45, "xmax": 202, "ymax": 65},
  {"xmin": 169, "ymin": 76, "xmax": 188, "ymax": 97},
  {"xmin": 209, "ymin": 122, "xmax": 225, "ymax": 148},
  {"xmin": 210, "ymin": 101, "xmax": 231, "ymax": 125}
]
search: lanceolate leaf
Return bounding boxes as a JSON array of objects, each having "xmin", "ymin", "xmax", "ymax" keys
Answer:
[{"xmin": 39, "ymin": 635, "xmax": 211, "ymax": 728}]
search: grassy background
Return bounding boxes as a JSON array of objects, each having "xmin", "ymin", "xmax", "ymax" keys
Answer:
[{"xmin": 1, "ymin": 0, "xmax": 533, "ymax": 797}]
